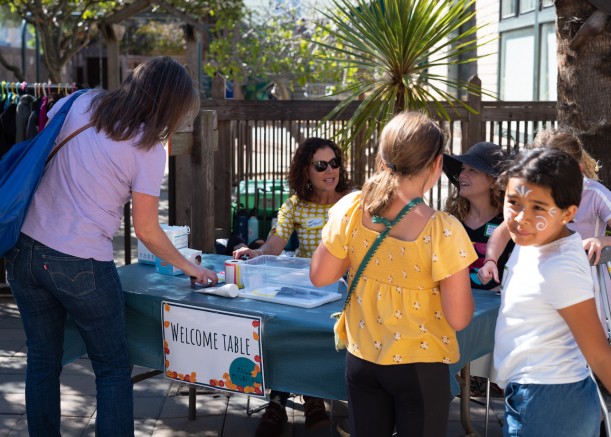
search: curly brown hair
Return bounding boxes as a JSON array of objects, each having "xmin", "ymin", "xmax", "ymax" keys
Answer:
[
  {"xmin": 288, "ymin": 137, "xmax": 351, "ymax": 200},
  {"xmin": 531, "ymin": 127, "xmax": 600, "ymax": 181},
  {"xmin": 444, "ymin": 183, "xmax": 503, "ymax": 221}
]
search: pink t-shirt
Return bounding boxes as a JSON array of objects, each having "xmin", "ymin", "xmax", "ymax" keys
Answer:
[{"xmin": 22, "ymin": 90, "xmax": 166, "ymax": 261}]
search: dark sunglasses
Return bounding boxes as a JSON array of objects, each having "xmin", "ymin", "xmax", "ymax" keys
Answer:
[{"xmin": 311, "ymin": 157, "xmax": 341, "ymax": 172}]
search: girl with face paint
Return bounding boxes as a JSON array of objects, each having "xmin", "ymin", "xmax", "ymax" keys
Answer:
[{"xmin": 493, "ymin": 148, "xmax": 611, "ymax": 437}]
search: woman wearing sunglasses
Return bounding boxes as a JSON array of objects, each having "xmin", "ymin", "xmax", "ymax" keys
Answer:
[{"xmin": 233, "ymin": 137, "xmax": 352, "ymax": 436}]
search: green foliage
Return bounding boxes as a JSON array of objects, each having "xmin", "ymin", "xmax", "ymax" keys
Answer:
[
  {"xmin": 204, "ymin": 1, "xmax": 348, "ymax": 97},
  {"xmin": 315, "ymin": 0, "xmax": 493, "ymax": 149},
  {"xmin": 124, "ymin": 20, "xmax": 186, "ymax": 55},
  {"xmin": 0, "ymin": 0, "xmax": 244, "ymax": 82}
]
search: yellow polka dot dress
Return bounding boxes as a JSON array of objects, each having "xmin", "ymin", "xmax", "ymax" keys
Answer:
[
  {"xmin": 269, "ymin": 194, "xmax": 332, "ymax": 258},
  {"xmin": 322, "ymin": 192, "xmax": 477, "ymax": 365}
]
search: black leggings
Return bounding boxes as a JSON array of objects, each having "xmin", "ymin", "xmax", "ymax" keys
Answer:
[{"xmin": 345, "ymin": 352, "xmax": 450, "ymax": 437}]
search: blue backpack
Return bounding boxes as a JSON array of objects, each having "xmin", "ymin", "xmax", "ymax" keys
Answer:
[{"xmin": 0, "ymin": 89, "xmax": 88, "ymax": 257}]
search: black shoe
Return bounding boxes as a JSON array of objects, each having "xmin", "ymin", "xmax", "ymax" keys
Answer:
[
  {"xmin": 255, "ymin": 402, "xmax": 288, "ymax": 437},
  {"xmin": 336, "ymin": 418, "xmax": 351, "ymax": 436},
  {"xmin": 303, "ymin": 397, "xmax": 331, "ymax": 430}
]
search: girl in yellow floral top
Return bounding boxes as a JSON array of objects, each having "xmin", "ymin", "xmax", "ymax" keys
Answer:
[
  {"xmin": 233, "ymin": 137, "xmax": 352, "ymax": 436},
  {"xmin": 311, "ymin": 112, "xmax": 477, "ymax": 437}
]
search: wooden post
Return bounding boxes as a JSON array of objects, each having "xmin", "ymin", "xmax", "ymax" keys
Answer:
[
  {"xmin": 191, "ymin": 110, "xmax": 217, "ymax": 251},
  {"xmin": 466, "ymin": 75, "xmax": 483, "ymax": 153},
  {"xmin": 171, "ymin": 24, "xmax": 199, "ymax": 244},
  {"xmin": 100, "ymin": 24, "xmax": 125, "ymax": 91},
  {"xmin": 100, "ymin": 23, "xmax": 130, "ymax": 263},
  {"xmin": 212, "ymin": 74, "xmax": 233, "ymax": 240}
]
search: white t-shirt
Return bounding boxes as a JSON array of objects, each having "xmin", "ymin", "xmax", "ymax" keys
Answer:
[{"xmin": 494, "ymin": 232, "xmax": 594, "ymax": 388}]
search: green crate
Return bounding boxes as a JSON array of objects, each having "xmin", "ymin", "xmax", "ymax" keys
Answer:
[{"xmin": 234, "ymin": 179, "xmax": 291, "ymax": 215}]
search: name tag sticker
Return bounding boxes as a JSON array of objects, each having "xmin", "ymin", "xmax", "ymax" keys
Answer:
[
  {"xmin": 484, "ymin": 223, "xmax": 498, "ymax": 237},
  {"xmin": 306, "ymin": 217, "xmax": 324, "ymax": 230}
]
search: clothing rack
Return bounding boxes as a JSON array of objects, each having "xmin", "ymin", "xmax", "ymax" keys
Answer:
[{"xmin": 0, "ymin": 81, "xmax": 87, "ymax": 99}]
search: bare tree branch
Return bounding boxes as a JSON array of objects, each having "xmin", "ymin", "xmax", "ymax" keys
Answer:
[
  {"xmin": 0, "ymin": 49, "xmax": 25, "ymax": 82},
  {"xmin": 104, "ymin": 0, "xmax": 153, "ymax": 24},
  {"xmin": 155, "ymin": 0, "xmax": 206, "ymax": 32}
]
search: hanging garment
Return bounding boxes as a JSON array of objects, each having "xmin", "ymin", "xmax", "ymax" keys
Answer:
[{"xmin": 15, "ymin": 94, "xmax": 35, "ymax": 143}]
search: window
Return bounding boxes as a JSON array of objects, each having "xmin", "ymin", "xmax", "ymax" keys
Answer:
[
  {"xmin": 520, "ymin": 0, "xmax": 536, "ymax": 13},
  {"xmin": 539, "ymin": 22, "xmax": 557, "ymax": 100},
  {"xmin": 502, "ymin": 0, "xmax": 551, "ymax": 18},
  {"xmin": 500, "ymin": 29, "xmax": 534, "ymax": 100},
  {"xmin": 498, "ymin": 2, "xmax": 557, "ymax": 101},
  {"xmin": 501, "ymin": 0, "xmax": 517, "ymax": 18}
]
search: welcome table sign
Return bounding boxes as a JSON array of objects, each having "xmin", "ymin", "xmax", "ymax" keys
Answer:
[{"xmin": 161, "ymin": 301, "xmax": 266, "ymax": 398}]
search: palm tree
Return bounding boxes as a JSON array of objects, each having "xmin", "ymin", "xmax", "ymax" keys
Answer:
[{"xmin": 315, "ymin": 0, "xmax": 492, "ymax": 148}]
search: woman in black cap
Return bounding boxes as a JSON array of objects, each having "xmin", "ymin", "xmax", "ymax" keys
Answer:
[{"xmin": 443, "ymin": 142, "xmax": 513, "ymax": 291}]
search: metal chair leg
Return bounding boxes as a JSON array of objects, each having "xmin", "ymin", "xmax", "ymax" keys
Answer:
[
  {"xmin": 246, "ymin": 395, "xmax": 269, "ymax": 416},
  {"xmin": 485, "ymin": 378, "xmax": 491, "ymax": 437}
]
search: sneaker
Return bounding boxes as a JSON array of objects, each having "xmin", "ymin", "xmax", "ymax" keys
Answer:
[
  {"xmin": 336, "ymin": 418, "xmax": 351, "ymax": 437},
  {"xmin": 303, "ymin": 397, "xmax": 331, "ymax": 430},
  {"xmin": 255, "ymin": 402, "xmax": 288, "ymax": 437}
]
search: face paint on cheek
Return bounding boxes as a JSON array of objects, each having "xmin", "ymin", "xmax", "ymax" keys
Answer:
[
  {"xmin": 535, "ymin": 216, "xmax": 548, "ymax": 231},
  {"xmin": 548, "ymin": 207, "xmax": 557, "ymax": 217},
  {"xmin": 504, "ymin": 205, "xmax": 515, "ymax": 222}
]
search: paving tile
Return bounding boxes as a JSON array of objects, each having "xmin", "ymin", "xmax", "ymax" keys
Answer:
[
  {"xmin": 0, "ymin": 415, "xmax": 20, "ymax": 437},
  {"xmin": 134, "ymin": 395, "xmax": 166, "ymax": 420},
  {"xmin": 60, "ymin": 394, "xmax": 97, "ymax": 417},
  {"xmin": 0, "ymin": 393, "xmax": 25, "ymax": 415},
  {"xmin": 0, "ymin": 357, "xmax": 26, "ymax": 374},
  {"xmin": 0, "ymin": 374, "xmax": 25, "ymax": 394},
  {"xmin": 59, "ymin": 373, "xmax": 97, "ymax": 396},
  {"xmin": 5, "ymin": 298, "xmax": 611, "ymax": 437},
  {"xmin": 0, "ymin": 341, "xmax": 27, "ymax": 357},
  {"xmin": 151, "ymin": 416, "xmax": 224, "ymax": 436}
]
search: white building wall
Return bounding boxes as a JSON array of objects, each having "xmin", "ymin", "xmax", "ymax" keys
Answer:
[{"xmin": 476, "ymin": 1, "xmax": 500, "ymax": 100}]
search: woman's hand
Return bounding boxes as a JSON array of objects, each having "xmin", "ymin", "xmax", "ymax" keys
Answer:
[
  {"xmin": 185, "ymin": 264, "xmax": 218, "ymax": 287},
  {"xmin": 477, "ymin": 260, "xmax": 499, "ymax": 286},
  {"xmin": 233, "ymin": 246, "xmax": 261, "ymax": 260},
  {"xmin": 583, "ymin": 237, "xmax": 605, "ymax": 265}
]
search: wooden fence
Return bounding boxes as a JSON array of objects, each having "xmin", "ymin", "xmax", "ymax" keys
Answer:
[
  {"xmin": 162, "ymin": 76, "xmax": 556, "ymax": 258},
  {"xmin": 0, "ymin": 78, "xmax": 559, "ymax": 288}
]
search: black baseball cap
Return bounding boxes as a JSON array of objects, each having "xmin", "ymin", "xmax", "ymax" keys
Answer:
[{"xmin": 443, "ymin": 142, "xmax": 507, "ymax": 187}]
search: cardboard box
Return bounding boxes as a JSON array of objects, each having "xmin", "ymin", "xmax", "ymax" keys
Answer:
[
  {"xmin": 138, "ymin": 224, "xmax": 190, "ymax": 264},
  {"xmin": 155, "ymin": 248, "xmax": 202, "ymax": 276}
]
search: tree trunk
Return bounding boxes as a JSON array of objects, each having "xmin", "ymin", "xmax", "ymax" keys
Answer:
[{"xmin": 556, "ymin": 0, "xmax": 611, "ymax": 186}]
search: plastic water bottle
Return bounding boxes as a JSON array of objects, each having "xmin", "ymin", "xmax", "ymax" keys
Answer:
[
  {"xmin": 235, "ymin": 209, "xmax": 249, "ymax": 242},
  {"xmin": 247, "ymin": 212, "xmax": 259, "ymax": 244}
]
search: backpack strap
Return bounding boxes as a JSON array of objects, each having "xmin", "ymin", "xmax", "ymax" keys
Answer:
[
  {"xmin": 45, "ymin": 122, "xmax": 94, "ymax": 165},
  {"xmin": 332, "ymin": 196, "xmax": 424, "ymax": 318}
]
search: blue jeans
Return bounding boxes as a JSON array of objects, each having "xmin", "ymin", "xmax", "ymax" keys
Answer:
[
  {"xmin": 5, "ymin": 234, "xmax": 133, "ymax": 436},
  {"xmin": 503, "ymin": 377, "xmax": 600, "ymax": 437}
]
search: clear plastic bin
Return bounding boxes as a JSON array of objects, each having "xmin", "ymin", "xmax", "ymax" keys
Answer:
[{"xmin": 238, "ymin": 255, "xmax": 341, "ymax": 308}]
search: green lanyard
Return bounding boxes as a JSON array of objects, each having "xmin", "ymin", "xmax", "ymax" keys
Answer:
[{"xmin": 332, "ymin": 197, "xmax": 424, "ymax": 318}]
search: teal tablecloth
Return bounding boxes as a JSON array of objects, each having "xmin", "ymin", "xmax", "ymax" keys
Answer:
[{"xmin": 63, "ymin": 254, "xmax": 500, "ymax": 400}]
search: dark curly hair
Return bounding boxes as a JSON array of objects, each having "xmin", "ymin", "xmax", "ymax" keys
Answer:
[{"xmin": 288, "ymin": 137, "xmax": 351, "ymax": 200}]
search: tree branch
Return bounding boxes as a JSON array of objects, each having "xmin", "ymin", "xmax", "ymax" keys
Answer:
[
  {"xmin": 104, "ymin": 0, "xmax": 153, "ymax": 24},
  {"xmin": 0, "ymin": 49, "xmax": 25, "ymax": 82},
  {"xmin": 155, "ymin": 0, "xmax": 207, "ymax": 32}
]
